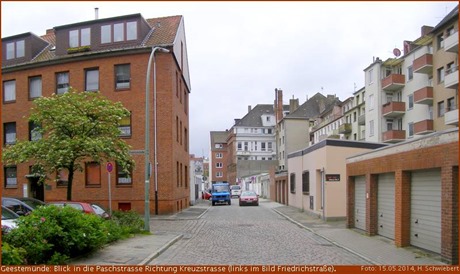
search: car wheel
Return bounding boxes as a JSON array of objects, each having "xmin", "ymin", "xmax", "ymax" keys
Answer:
[
  {"xmin": 239, "ymin": 202, "xmax": 242, "ymax": 206},
  {"xmin": 212, "ymin": 201, "xmax": 215, "ymax": 206},
  {"xmin": 228, "ymin": 200, "xmax": 231, "ymax": 205}
]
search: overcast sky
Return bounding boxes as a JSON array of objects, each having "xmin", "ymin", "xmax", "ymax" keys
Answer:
[{"xmin": 2, "ymin": 1, "xmax": 457, "ymax": 157}]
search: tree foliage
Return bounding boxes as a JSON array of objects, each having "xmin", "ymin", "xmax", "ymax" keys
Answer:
[{"xmin": 2, "ymin": 88, "xmax": 135, "ymax": 200}]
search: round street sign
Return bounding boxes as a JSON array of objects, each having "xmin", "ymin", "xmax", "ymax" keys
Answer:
[{"xmin": 106, "ymin": 162, "xmax": 113, "ymax": 173}]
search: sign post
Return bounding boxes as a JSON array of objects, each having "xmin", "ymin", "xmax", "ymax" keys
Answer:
[{"xmin": 106, "ymin": 162, "xmax": 113, "ymax": 216}]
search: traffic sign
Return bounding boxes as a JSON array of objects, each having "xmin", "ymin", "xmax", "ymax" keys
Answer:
[{"xmin": 106, "ymin": 162, "xmax": 113, "ymax": 173}]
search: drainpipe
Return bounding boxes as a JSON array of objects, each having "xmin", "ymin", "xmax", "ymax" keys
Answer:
[{"xmin": 321, "ymin": 167, "xmax": 325, "ymax": 220}]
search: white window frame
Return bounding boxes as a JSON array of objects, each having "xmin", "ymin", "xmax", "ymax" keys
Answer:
[{"xmin": 3, "ymin": 80, "xmax": 16, "ymax": 102}]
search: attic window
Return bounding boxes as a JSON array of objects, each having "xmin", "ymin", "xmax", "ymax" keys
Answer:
[
  {"xmin": 101, "ymin": 21, "xmax": 137, "ymax": 44},
  {"xmin": 6, "ymin": 40, "xmax": 25, "ymax": 60}
]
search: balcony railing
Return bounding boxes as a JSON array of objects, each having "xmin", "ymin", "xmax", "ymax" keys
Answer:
[
  {"xmin": 414, "ymin": 119, "xmax": 434, "ymax": 135},
  {"xmin": 445, "ymin": 65, "xmax": 458, "ymax": 89},
  {"xmin": 382, "ymin": 101, "xmax": 406, "ymax": 118},
  {"xmin": 338, "ymin": 123, "xmax": 352, "ymax": 134},
  {"xmin": 445, "ymin": 109, "xmax": 458, "ymax": 126},
  {"xmin": 382, "ymin": 130, "xmax": 406, "ymax": 143},
  {"xmin": 382, "ymin": 74, "xmax": 405, "ymax": 91},
  {"xmin": 414, "ymin": 86, "xmax": 433, "ymax": 105},
  {"xmin": 413, "ymin": 54, "xmax": 433, "ymax": 74},
  {"xmin": 445, "ymin": 31, "xmax": 459, "ymax": 53}
]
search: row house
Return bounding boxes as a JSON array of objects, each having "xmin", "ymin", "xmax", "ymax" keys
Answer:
[
  {"xmin": 2, "ymin": 13, "xmax": 191, "ymax": 214},
  {"xmin": 209, "ymin": 131, "xmax": 229, "ymax": 184},
  {"xmin": 342, "ymin": 87, "xmax": 366, "ymax": 141}
]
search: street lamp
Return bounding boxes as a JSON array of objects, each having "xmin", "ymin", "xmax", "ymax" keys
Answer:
[{"xmin": 145, "ymin": 46, "xmax": 170, "ymax": 232}]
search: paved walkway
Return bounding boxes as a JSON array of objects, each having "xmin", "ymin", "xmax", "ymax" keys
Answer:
[{"xmin": 70, "ymin": 199, "xmax": 446, "ymax": 265}]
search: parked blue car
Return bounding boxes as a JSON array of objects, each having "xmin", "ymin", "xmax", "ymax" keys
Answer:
[{"xmin": 211, "ymin": 182, "xmax": 231, "ymax": 206}]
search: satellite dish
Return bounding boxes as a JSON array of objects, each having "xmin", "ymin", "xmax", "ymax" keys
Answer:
[{"xmin": 393, "ymin": 48, "xmax": 401, "ymax": 57}]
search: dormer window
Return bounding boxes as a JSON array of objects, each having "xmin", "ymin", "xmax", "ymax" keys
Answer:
[
  {"xmin": 6, "ymin": 40, "xmax": 25, "ymax": 60},
  {"xmin": 69, "ymin": 28, "xmax": 90, "ymax": 48},
  {"xmin": 101, "ymin": 21, "xmax": 137, "ymax": 44}
]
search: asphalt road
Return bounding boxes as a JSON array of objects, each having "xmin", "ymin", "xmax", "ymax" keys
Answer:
[{"xmin": 148, "ymin": 198, "xmax": 371, "ymax": 265}]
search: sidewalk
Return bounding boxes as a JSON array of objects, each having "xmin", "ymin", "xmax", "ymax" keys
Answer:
[{"xmin": 70, "ymin": 199, "xmax": 446, "ymax": 265}]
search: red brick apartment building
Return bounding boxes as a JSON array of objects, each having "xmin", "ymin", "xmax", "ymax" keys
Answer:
[
  {"xmin": 2, "ymin": 13, "xmax": 191, "ymax": 214},
  {"xmin": 209, "ymin": 131, "xmax": 229, "ymax": 183}
]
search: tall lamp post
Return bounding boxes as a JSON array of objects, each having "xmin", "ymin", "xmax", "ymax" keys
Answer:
[{"xmin": 145, "ymin": 46, "xmax": 170, "ymax": 232}]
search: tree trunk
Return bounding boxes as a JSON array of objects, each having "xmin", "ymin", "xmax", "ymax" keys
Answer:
[{"xmin": 67, "ymin": 164, "xmax": 75, "ymax": 201}]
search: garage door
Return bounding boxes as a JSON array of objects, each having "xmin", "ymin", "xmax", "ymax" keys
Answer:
[
  {"xmin": 377, "ymin": 173, "xmax": 395, "ymax": 239},
  {"xmin": 411, "ymin": 169, "xmax": 441, "ymax": 254},
  {"xmin": 354, "ymin": 176, "xmax": 366, "ymax": 231}
]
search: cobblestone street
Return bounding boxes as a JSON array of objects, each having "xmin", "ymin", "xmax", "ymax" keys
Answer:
[{"xmin": 149, "ymin": 199, "xmax": 371, "ymax": 265}]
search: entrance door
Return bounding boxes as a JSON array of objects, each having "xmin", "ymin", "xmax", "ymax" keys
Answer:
[{"xmin": 29, "ymin": 176, "xmax": 44, "ymax": 201}]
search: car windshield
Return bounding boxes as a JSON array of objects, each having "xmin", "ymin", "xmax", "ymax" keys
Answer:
[
  {"xmin": 91, "ymin": 204, "xmax": 105, "ymax": 215},
  {"xmin": 213, "ymin": 185, "xmax": 229, "ymax": 193},
  {"xmin": 230, "ymin": 185, "xmax": 241, "ymax": 190},
  {"xmin": 241, "ymin": 191, "xmax": 256, "ymax": 197},
  {"xmin": 20, "ymin": 198, "xmax": 45, "ymax": 209},
  {"xmin": 2, "ymin": 207, "xmax": 19, "ymax": 220}
]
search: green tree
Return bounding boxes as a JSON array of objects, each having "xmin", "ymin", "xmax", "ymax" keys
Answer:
[{"xmin": 2, "ymin": 88, "xmax": 134, "ymax": 200}]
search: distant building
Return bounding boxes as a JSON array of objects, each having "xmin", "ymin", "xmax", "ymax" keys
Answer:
[{"xmin": 209, "ymin": 131, "xmax": 229, "ymax": 183}]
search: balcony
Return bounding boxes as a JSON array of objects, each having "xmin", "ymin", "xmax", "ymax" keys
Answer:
[
  {"xmin": 382, "ymin": 101, "xmax": 406, "ymax": 118},
  {"xmin": 414, "ymin": 86, "xmax": 433, "ymax": 105},
  {"xmin": 445, "ymin": 109, "xmax": 458, "ymax": 126},
  {"xmin": 413, "ymin": 54, "xmax": 433, "ymax": 75},
  {"xmin": 382, "ymin": 130, "xmax": 406, "ymax": 143},
  {"xmin": 358, "ymin": 114, "xmax": 365, "ymax": 125},
  {"xmin": 338, "ymin": 123, "xmax": 352, "ymax": 134},
  {"xmin": 382, "ymin": 74, "xmax": 405, "ymax": 91},
  {"xmin": 414, "ymin": 119, "xmax": 434, "ymax": 135},
  {"xmin": 445, "ymin": 31, "xmax": 458, "ymax": 53},
  {"xmin": 445, "ymin": 66, "xmax": 458, "ymax": 89}
]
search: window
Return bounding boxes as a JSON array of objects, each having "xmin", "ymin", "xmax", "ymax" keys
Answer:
[
  {"xmin": 267, "ymin": 128, "xmax": 272, "ymax": 134},
  {"xmin": 69, "ymin": 28, "xmax": 90, "ymax": 48},
  {"xmin": 214, "ymin": 143, "xmax": 223, "ymax": 148},
  {"xmin": 408, "ymin": 122, "xmax": 414, "ymax": 137},
  {"xmin": 267, "ymin": 142, "xmax": 272, "ymax": 151},
  {"xmin": 237, "ymin": 142, "xmax": 242, "ymax": 150},
  {"xmin": 184, "ymin": 128, "xmax": 188, "ymax": 152},
  {"xmin": 368, "ymin": 68, "xmax": 373, "ymax": 84},
  {"xmin": 29, "ymin": 121, "xmax": 42, "ymax": 141},
  {"xmin": 101, "ymin": 25, "xmax": 111, "ymax": 43},
  {"xmin": 6, "ymin": 40, "xmax": 25, "ymax": 60},
  {"xmin": 85, "ymin": 162, "xmax": 101, "ymax": 186},
  {"xmin": 368, "ymin": 94, "xmax": 374, "ymax": 110},
  {"xmin": 216, "ymin": 172, "xmax": 223, "ymax": 178},
  {"xmin": 407, "ymin": 65, "xmax": 413, "ymax": 81},
  {"xmin": 56, "ymin": 168, "xmax": 69, "ymax": 187},
  {"xmin": 4, "ymin": 166, "xmax": 17, "ymax": 187},
  {"xmin": 119, "ymin": 113, "xmax": 132, "ymax": 137},
  {"xmin": 85, "ymin": 68, "xmax": 99, "ymax": 91},
  {"xmin": 261, "ymin": 142, "xmax": 266, "ymax": 151},
  {"xmin": 244, "ymin": 142, "xmax": 248, "ymax": 151},
  {"xmin": 184, "ymin": 165, "xmax": 188, "ymax": 189},
  {"xmin": 3, "ymin": 80, "xmax": 16, "ymax": 102},
  {"xmin": 438, "ymin": 67, "xmax": 445, "ymax": 83},
  {"xmin": 302, "ymin": 171, "xmax": 309, "ymax": 194},
  {"xmin": 115, "ymin": 64, "xmax": 130, "ymax": 89},
  {"xmin": 369, "ymin": 120, "xmax": 374, "ymax": 137},
  {"xmin": 216, "ymin": 153, "xmax": 223, "ymax": 158},
  {"xmin": 126, "ymin": 21, "xmax": 137, "ymax": 40},
  {"xmin": 114, "ymin": 23, "xmax": 124, "ymax": 42},
  {"xmin": 437, "ymin": 33, "xmax": 444, "ymax": 50},
  {"xmin": 290, "ymin": 173, "xmax": 296, "ymax": 194},
  {"xmin": 386, "ymin": 119, "xmax": 393, "ymax": 131},
  {"xmin": 266, "ymin": 116, "xmax": 271, "ymax": 122},
  {"xmin": 180, "ymin": 121, "xmax": 183, "ymax": 145},
  {"xmin": 408, "ymin": 94, "xmax": 414, "ymax": 110},
  {"xmin": 447, "ymin": 97, "xmax": 456, "ymax": 112},
  {"xmin": 29, "ymin": 76, "xmax": 42, "ymax": 99},
  {"xmin": 56, "ymin": 72, "xmax": 69, "ymax": 94},
  {"xmin": 447, "ymin": 62, "xmax": 457, "ymax": 75},
  {"xmin": 116, "ymin": 163, "xmax": 132, "ymax": 185},
  {"xmin": 216, "ymin": 162, "xmax": 223, "ymax": 168},
  {"xmin": 177, "ymin": 162, "xmax": 180, "ymax": 187},
  {"xmin": 4, "ymin": 122, "xmax": 16, "ymax": 145},
  {"xmin": 438, "ymin": 101, "xmax": 445, "ymax": 117}
]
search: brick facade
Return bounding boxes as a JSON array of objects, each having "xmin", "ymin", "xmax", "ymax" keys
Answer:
[{"xmin": 347, "ymin": 130, "xmax": 458, "ymax": 264}]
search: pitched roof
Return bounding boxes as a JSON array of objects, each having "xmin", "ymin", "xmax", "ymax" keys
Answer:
[
  {"xmin": 210, "ymin": 131, "xmax": 228, "ymax": 145},
  {"xmin": 234, "ymin": 104, "xmax": 277, "ymax": 127},
  {"xmin": 431, "ymin": 5, "xmax": 458, "ymax": 33},
  {"xmin": 287, "ymin": 93, "xmax": 338, "ymax": 119},
  {"xmin": 2, "ymin": 14, "xmax": 182, "ymax": 68}
]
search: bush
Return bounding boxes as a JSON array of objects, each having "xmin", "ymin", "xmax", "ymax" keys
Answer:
[
  {"xmin": 2, "ymin": 205, "xmax": 108, "ymax": 264},
  {"xmin": 111, "ymin": 210, "xmax": 144, "ymax": 234},
  {"xmin": 1, "ymin": 242, "xmax": 26, "ymax": 265}
]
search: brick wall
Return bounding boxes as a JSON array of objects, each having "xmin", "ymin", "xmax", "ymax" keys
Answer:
[{"xmin": 2, "ymin": 51, "xmax": 190, "ymax": 215}]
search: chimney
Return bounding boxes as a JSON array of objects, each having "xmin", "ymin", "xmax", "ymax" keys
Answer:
[
  {"xmin": 275, "ymin": 88, "xmax": 283, "ymax": 124},
  {"xmin": 95, "ymin": 7, "xmax": 99, "ymax": 20},
  {"xmin": 248, "ymin": 105, "xmax": 252, "ymax": 113},
  {"xmin": 289, "ymin": 97, "xmax": 299, "ymax": 113},
  {"xmin": 421, "ymin": 25, "xmax": 434, "ymax": 36},
  {"xmin": 46, "ymin": 29, "xmax": 54, "ymax": 35}
]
